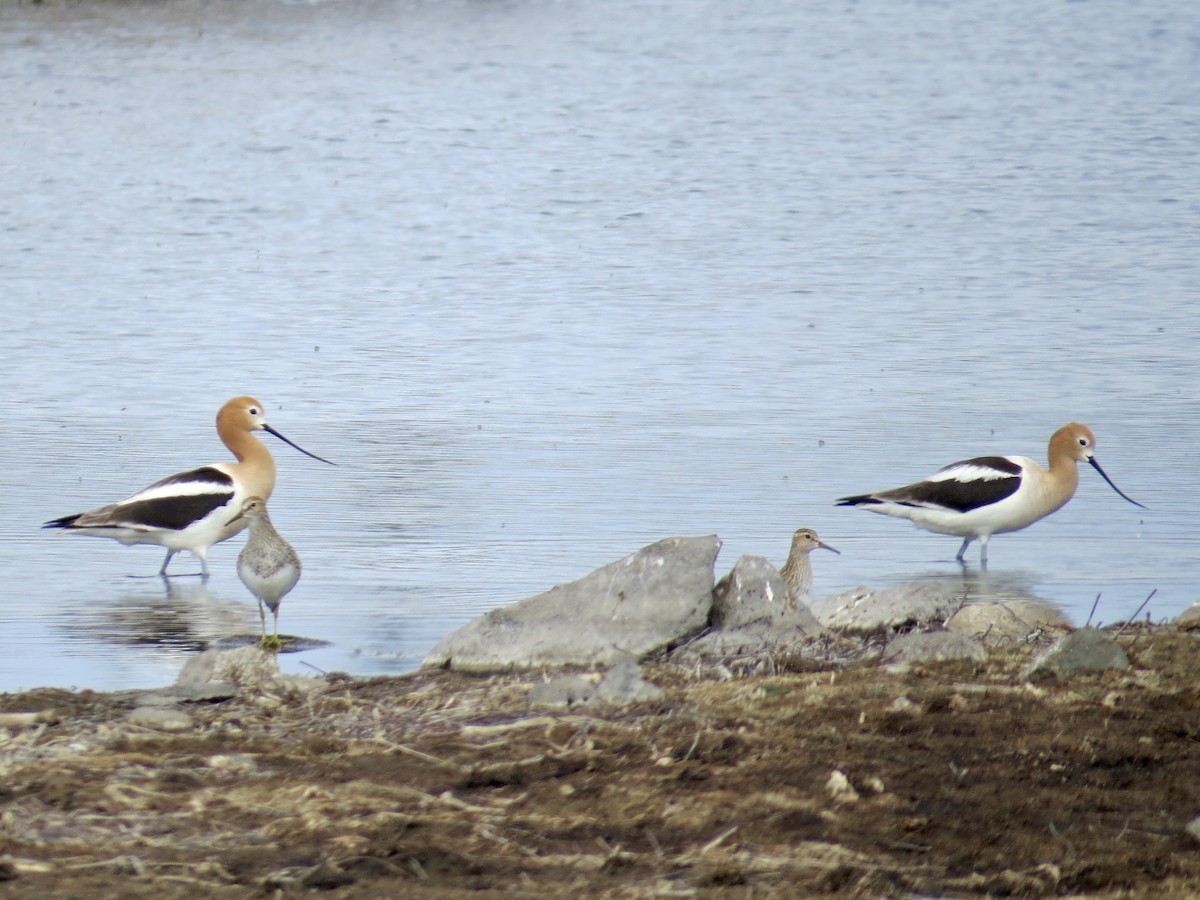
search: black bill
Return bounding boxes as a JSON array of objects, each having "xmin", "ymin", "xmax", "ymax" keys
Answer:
[
  {"xmin": 263, "ymin": 424, "xmax": 337, "ymax": 466},
  {"xmin": 1089, "ymin": 457, "xmax": 1146, "ymax": 509}
]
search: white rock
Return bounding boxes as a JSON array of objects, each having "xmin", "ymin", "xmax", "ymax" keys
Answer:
[{"xmin": 826, "ymin": 769, "xmax": 859, "ymax": 803}]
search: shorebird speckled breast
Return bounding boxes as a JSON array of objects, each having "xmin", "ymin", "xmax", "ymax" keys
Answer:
[
  {"xmin": 836, "ymin": 423, "xmax": 1144, "ymax": 566},
  {"xmin": 226, "ymin": 496, "xmax": 301, "ymax": 648},
  {"xmin": 779, "ymin": 527, "xmax": 839, "ymax": 610},
  {"xmin": 44, "ymin": 396, "xmax": 334, "ymax": 577}
]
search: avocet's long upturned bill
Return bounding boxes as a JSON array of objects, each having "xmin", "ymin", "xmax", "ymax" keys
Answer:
[
  {"xmin": 835, "ymin": 423, "xmax": 1144, "ymax": 565},
  {"xmin": 44, "ymin": 396, "xmax": 334, "ymax": 577}
]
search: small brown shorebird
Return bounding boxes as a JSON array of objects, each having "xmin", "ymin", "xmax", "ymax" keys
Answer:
[
  {"xmin": 779, "ymin": 527, "xmax": 839, "ymax": 610},
  {"xmin": 225, "ymin": 497, "xmax": 301, "ymax": 650}
]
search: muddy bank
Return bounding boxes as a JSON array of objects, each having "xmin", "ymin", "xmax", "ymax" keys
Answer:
[{"xmin": 3, "ymin": 624, "xmax": 1200, "ymax": 898}]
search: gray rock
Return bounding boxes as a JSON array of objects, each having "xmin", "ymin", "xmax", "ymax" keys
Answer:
[
  {"xmin": 528, "ymin": 675, "xmax": 596, "ymax": 708},
  {"xmin": 176, "ymin": 647, "xmax": 280, "ymax": 690},
  {"xmin": 424, "ymin": 535, "xmax": 721, "ymax": 672},
  {"xmin": 811, "ymin": 581, "xmax": 961, "ymax": 633},
  {"xmin": 594, "ymin": 657, "xmax": 663, "ymax": 704},
  {"xmin": 947, "ymin": 599, "xmax": 1072, "ymax": 645},
  {"xmin": 670, "ymin": 557, "xmax": 826, "ymax": 665},
  {"xmin": 528, "ymin": 659, "xmax": 663, "ymax": 708},
  {"xmin": 881, "ymin": 630, "xmax": 987, "ymax": 667},
  {"xmin": 712, "ymin": 555, "xmax": 825, "ymax": 634},
  {"xmin": 1020, "ymin": 627, "xmax": 1130, "ymax": 681},
  {"xmin": 670, "ymin": 621, "xmax": 818, "ymax": 665}
]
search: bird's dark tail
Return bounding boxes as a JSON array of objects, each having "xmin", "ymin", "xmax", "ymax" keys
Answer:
[{"xmin": 835, "ymin": 495, "xmax": 876, "ymax": 507}]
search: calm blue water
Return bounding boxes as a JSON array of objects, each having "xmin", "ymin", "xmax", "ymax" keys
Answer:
[{"xmin": 1, "ymin": 0, "xmax": 1197, "ymax": 692}]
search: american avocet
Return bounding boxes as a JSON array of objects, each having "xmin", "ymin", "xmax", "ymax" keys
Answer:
[
  {"xmin": 44, "ymin": 396, "xmax": 333, "ymax": 577},
  {"xmin": 225, "ymin": 497, "xmax": 301, "ymax": 650},
  {"xmin": 779, "ymin": 527, "xmax": 839, "ymax": 609},
  {"xmin": 836, "ymin": 423, "xmax": 1144, "ymax": 566}
]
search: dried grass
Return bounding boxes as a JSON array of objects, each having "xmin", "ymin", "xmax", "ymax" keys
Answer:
[{"xmin": 2, "ymin": 627, "xmax": 1200, "ymax": 897}]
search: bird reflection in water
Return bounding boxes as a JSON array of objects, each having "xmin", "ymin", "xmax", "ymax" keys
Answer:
[{"xmin": 70, "ymin": 578, "xmax": 250, "ymax": 651}]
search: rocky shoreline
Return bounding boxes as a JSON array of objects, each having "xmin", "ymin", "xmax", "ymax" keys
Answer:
[{"xmin": 3, "ymin": 535, "xmax": 1200, "ymax": 897}]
